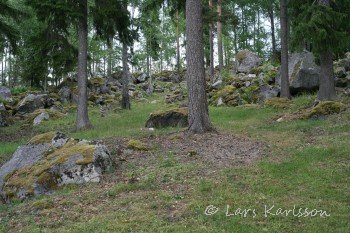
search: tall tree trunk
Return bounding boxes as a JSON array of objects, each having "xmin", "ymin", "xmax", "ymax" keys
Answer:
[
  {"xmin": 257, "ymin": 9, "xmax": 261, "ymax": 56},
  {"xmin": 209, "ymin": 0, "xmax": 215, "ymax": 82},
  {"xmin": 186, "ymin": 0, "xmax": 213, "ymax": 134},
  {"xmin": 160, "ymin": 3, "xmax": 164, "ymax": 72},
  {"xmin": 8, "ymin": 52, "xmax": 12, "ymax": 87},
  {"xmin": 4, "ymin": 48, "xmax": 7, "ymax": 85},
  {"xmin": 1, "ymin": 56, "xmax": 4, "ymax": 85},
  {"xmin": 268, "ymin": 6, "xmax": 277, "ymax": 59},
  {"xmin": 76, "ymin": 0, "xmax": 92, "ymax": 130},
  {"xmin": 280, "ymin": 0, "xmax": 290, "ymax": 99},
  {"xmin": 121, "ymin": 43, "xmax": 131, "ymax": 109},
  {"xmin": 234, "ymin": 25, "xmax": 238, "ymax": 54},
  {"xmin": 318, "ymin": 0, "xmax": 336, "ymax": 100},
  {"xmin": 318, "ymin": 50, "xmax": 336, "ymax": 100},
  {"xmin": 107, "ymin": 36, "xmax": 113, "ymax": 77},
  {"xmin": 176, "ymin": 9, "xmax": 181, "ymax": 75},
  {"xmin": 217, "ymin": 0, "xmax": 223, "ymax": 75}
]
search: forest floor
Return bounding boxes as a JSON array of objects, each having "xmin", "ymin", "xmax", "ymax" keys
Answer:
[{"xmin": 0, "ymin": 93, "xmax": 349, "ymax": 232}]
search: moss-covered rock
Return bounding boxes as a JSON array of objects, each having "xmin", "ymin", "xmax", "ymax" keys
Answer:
[
  {"xmin": 210, "ymin": 85, "xmax": 242, "ymax": 107},
  {"xmin": 304, "ymin": 101, "xmax": 345, "ymax": 119},
  {"xmin": 265, "ymin": 97, "xmax": 291, "ymax": 109},
  {"xmin": 89, "ymin": 77, "xmax": 105, "ymax": 86},
  {"xmin": 26, "ymin": 109, "xmax": 65, "ymax": 126},
  {"xmin": 146, "ymin": 108, "xmax": 188, "ymax": 128},
  {"xmin": 127, "ymin": 139, "xmax": 149, "ymax": 151},
  {"xmin": 0, "ymin": 132, "xmax": 112, "ymax": 200},
  {"xmin": 240, "ymin": 85, "xmax": 260, "ymax": 104}
]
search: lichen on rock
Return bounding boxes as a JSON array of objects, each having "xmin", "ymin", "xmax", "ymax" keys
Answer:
[{"xmin": 0, "ymin": 132, "xmax": 112, "ymax": 201}]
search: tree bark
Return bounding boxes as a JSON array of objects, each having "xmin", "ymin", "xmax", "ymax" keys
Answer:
[
  {"xmin": 107, "ymin": 36, "xmax": 113, "ymax": 77},
  {"xmin": 217, "ymin": 0, "xmax": 223, "ymax": 75},
  {"xmin": 121, "ymin": 43, "xmax": 131, "ymax": 109},
  {"xmin": 176, "ymin": 9, "xmax": 181, "ymax": 76},
  {"xmin": 186, "ymin": 0, "xmax": 213, "ymax": 134},
  {"xmin": 209, "ymin": 0, "xmax": 215, "ymax": 82},
  {"xmin": 318, "ymin": 0, "xmax": 336, "ymax": 100},
  {"xmin": 280, "ymin": 0, "xmax": 290, "ymax": 99},
  {"xmin": 1, "ymin": 56, "xmax": 4, "ymax": 85},
  {"xmin": 76, "ymin": 0, "xmax": 92, "ymax": 131},
  {"xmin": 268, "ymin": 6, "xmax": 277, "ymax": 59}
]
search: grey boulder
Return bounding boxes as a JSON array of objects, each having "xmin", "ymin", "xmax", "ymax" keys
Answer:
[
  {"xmin": 17, "ymin": 94, "xmax": 51, "ymax": 115},
  {"xmin": 277, "ymin": 51, "xmax": 321, "ymax": 94},
  {"xmin": 236, "ymin": 50, "xmax": 261, "ymax": 74},
  {"xmin": 0, "ymin": 86, "xmax": 12, "ymax": 101},
  {"xmin": 0, "ymin": 132, "xmax": 112, "ymax": 201}
]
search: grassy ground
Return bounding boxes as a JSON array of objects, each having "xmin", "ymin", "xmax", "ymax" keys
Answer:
[{"xmin": 0, "ymin": 94, "xmax": 349, "ymax": 232}]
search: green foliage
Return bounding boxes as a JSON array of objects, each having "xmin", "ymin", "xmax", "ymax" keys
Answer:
[{"xmin": 290, "ymin": 0, "xmax": 350, "ymax": 57}]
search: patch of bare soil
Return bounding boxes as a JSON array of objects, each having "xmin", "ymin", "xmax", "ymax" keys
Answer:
[
  {"xmin": 103, "ymin": 131, "xmax": 266, "ymax": 171},
  {"xmin": 154, "ymin": 131, "xmax": 266, "ymax": 167}
]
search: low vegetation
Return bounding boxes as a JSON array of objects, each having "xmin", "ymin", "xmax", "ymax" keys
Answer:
[{"xmin": 1, "ymin": 94, "xmax": 349, "ymax": 232}]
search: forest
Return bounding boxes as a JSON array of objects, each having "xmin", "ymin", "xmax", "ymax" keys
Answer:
[{"xmin": 0, "ymin": 0, "xmax": 349, "ymax": 232}]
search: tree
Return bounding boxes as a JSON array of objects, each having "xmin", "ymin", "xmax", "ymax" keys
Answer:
[
  {"xmin": 290, "ymin": 0, "xmax": 350, "ymax": 100},
  {"xmin": 186, "ymin": 0, "xmax": 213, "ymax": 133},
  {"xmin": 217, "ymin": 0, "xmax": 224, "ymax": 75},
  {"xmin": 208, "ymin": 0, "xmax": 215, "ymax": 82},
  {"xmin": 93, "ymin": 0, "xmax": 134, "ymax": 109},
  {"xmin": 76, "ymin": 0, "xmax": 92, "ymax": 130},
  {"xmin": 317, "ymin": 0, "xmax": 336, "ymax": 101},
  {"xmin": 280, "ymin": 0, "xmax": 290, "ymax": 98},
  {"xmin": 28, "ymin": 0, "xmax": 92, "ymax": 130},
  {"xmin": 121, "ymin": 42, "xmax": 131, "ymax": 109},
  {"xmin": 0, "ymin": 0, "xmax": 22, "ymax": 50}
]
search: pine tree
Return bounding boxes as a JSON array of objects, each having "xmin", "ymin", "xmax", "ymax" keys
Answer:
[
  {"xmin": 280, "ymin": 0, "xmax": 290, "ymax": 99},
  {"xmin": 186, "ymin": 0, "xmax": 213, "ymax": 133}
]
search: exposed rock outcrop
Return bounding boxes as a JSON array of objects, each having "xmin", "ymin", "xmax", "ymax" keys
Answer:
[{"xmin": 0, "ymin": 132, "xmax": 112, "ymax": 201}]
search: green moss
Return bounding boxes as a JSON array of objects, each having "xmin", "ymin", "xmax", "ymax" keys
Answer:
[
  {"xmin": 127, "ymin": 139, "xmax": 149, "ymax": 151},
  {"xmin": 240, "ymin": 85, "xmax": 260, "ymax": 104},
  {"xmin": 90, "ymin": 77, "xmax": 105, "ymax": 86},
  {"xmin": 26, "ymin": 109, "xmax": 65, "ymax": 124},
  {"xmin": 30, "ymin": 199, "xmax": 54, "ymax": 210},
  {"xmin": 304, "ymin": 101, "xmax": 345, "ymax": 118},
  {"xmin": 29, "ymin": 131, "xmax": 56, "ymax": 144},
  {"xmin": 151, "ymin": 108, "xmax": 188, "ymax": 117},
  {"xmin": 236, "ymin": 50, "xmax": 248, "ymax": 63},
  {"xmin": 210, "ymin": 85, "xmax": 242, "ymax": 106},
  {"xmin": 265, "ymin": 97, "xmax": 291, "ymax": 109}
]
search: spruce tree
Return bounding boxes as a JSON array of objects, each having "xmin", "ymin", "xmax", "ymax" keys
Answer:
[{"xmin": 290, "ymin": 0, "xmax": 350, "ymax": 100}]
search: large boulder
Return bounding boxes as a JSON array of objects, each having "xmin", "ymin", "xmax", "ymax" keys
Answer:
[
  {"xmin": 135, "ymin": 73, "xmax": 149, "ymax": 84},
  {"xmin": 145, "ymin": 108, "xmax": 188, "ymax": 128},
  {"xmin": 33, "ymin": 112, "xmax": 50, "ymax": 126},
  {"xmin": 58, "ymin": 86, "xmax": 71, "ymax": 103},
  {"xmin": 235, "ymin": 50, "xmax": 261, "ymax": 74},
  {"xmin": 260, "ymin": 85, "xmax": 280, "ymax": 100},
  {"xmin": 0, "ymin": 132, "xmax": 112, "ymax": 201},
  {"xmin": 0, "ymin": 103, "xmax": 9, "ymax": 127},
  {"xmin": 16, "ymin": 94, "xmax": 51, "ymax": 115},
  {"xmin": 0, "ymin": 86, "xmax": 12, "ymax": 101},
  {"xmin": 278, "ymin": 51, "xmax": 320, "ymax": 94}
]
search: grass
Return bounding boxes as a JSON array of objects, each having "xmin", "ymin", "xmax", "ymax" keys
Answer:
[{"xmin": 0, "ymin": 94, "xmax": 349, "ymax": 232}]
